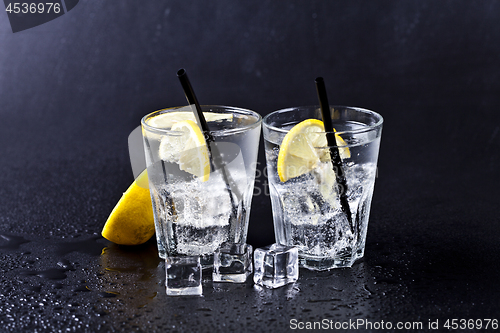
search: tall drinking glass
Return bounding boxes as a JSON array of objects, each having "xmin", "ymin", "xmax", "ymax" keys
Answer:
[
  {"xmin": 141, "ymin": 105, "xmax": 262, "ymax": 267},
  {"xmin": 263, "ymin": 106, "xmax": 383, "ymax": 270}
]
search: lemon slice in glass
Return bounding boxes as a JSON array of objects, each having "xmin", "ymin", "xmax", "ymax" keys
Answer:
[
  {"xmin": 277, "ymin": 119, "xmax": 350, "ymax": 182},
  {"xmin": 148, "ymin": 111, "xmax": 232, "ymax": 129},
  {"xmin": 159, "ymin": 120, "xmax": 210, "ymax": 182}
]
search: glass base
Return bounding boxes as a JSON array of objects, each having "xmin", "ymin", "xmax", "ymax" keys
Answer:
[
  {"xmin": 158, "ymin": 248, "xmax": 167, "ymax": 260},
  {"xmin": 159, "ymin": 250, "xmax": 214, "ymax": 269},
  {"xmin": 213, "ymin": 271, "xmax": 251, "ymax": 283},
  {"xmin": 299, "ymin": 249, "xmax": 364, "ymax": 271},
  {"xmin": 257, "ymin": 277, "xmax": 294, "ymax": 289}
]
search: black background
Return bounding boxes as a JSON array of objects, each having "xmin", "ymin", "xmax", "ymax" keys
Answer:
[{"xmin": 1, "ymin": 1, "xmax": 499, "ymax": 332}]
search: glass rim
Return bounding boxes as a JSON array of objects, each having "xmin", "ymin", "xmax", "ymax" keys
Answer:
[
  {"xmin": 141, "ymin": 105, "xmax": 262, "ymax": 136},
  {"xmin": 262, "ymin": 105, "xmax": 383, "ymax": 136}
]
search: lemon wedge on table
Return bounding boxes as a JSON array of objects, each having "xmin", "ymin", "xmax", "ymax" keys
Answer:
[
  {"xmin": 277, "ymin": 119, "xmax": 351, "ymax": 182},
  {"xmin": 101, "ymin": 170, "xmax": 155, "ymax": 246},
  {"xmin": 158, "ymin": 119, "xmax": 210, "ymax": 182}
]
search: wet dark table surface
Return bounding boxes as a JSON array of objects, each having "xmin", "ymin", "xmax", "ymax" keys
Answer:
[{"xmin": 1, "ymin": 1, "xmax": 500, "ymax": 332}]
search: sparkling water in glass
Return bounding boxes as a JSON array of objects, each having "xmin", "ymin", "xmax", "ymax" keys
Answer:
[
  {"xmin": 263, "ymin": 106, "xmax": 383, "ymax": 270},
  {"xmin": 142, "ymin": 106, "xmax": 261, "ymax": 268}
]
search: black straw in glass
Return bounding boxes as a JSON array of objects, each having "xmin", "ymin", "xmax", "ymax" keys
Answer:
[
  {"xmin": 176, "ymin": 68, "xmax": 240, "ymax": 218},
  {"xmin": 315, "ymin": 77, "xmax": 353, "ymax": 232},
  {"xmin": 176, "ymin": 68, "xmax": 211, "ymax": 141}
]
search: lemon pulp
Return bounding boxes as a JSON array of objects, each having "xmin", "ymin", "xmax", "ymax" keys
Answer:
[
  {"xmin": 277, "ymin": 119, "xmax": 350, "ymax": 182},
  {"xmin": 158, "ymin": 119, "xmax": 210, "ymax": 182}
]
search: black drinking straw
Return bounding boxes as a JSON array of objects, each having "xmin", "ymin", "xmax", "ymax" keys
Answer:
[
  {"xmin": 176, "ymin": 69, "xmax": 240, "ymax": 217},
  {"xmin": 315, "ymin": 77, "xmax": 354, "ymax": 232},
  {"xmin": 177, "ymin": 69, "xmax": 211, "ymax": 139}
]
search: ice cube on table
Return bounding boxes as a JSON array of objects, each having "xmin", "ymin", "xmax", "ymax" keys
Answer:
[
  {"xmin": 253, "ymin": 244, "xmax": 299, "ymax": 289},
  {"xmin": 213, "ymin": 243, "xmax": 253, "ymax": 283},
  {"xmin": 165, "ymin": 256, "xmax": 202, "ymax": 296}
]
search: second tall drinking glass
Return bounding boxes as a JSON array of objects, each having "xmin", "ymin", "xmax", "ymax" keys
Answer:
[
  {"xmin": 263, "ymin": 106, "xmax": 383, "ymax": 271},
  {"xmin": 141, "ymin": 105, "xmax": 262, "ymax": 268}
]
